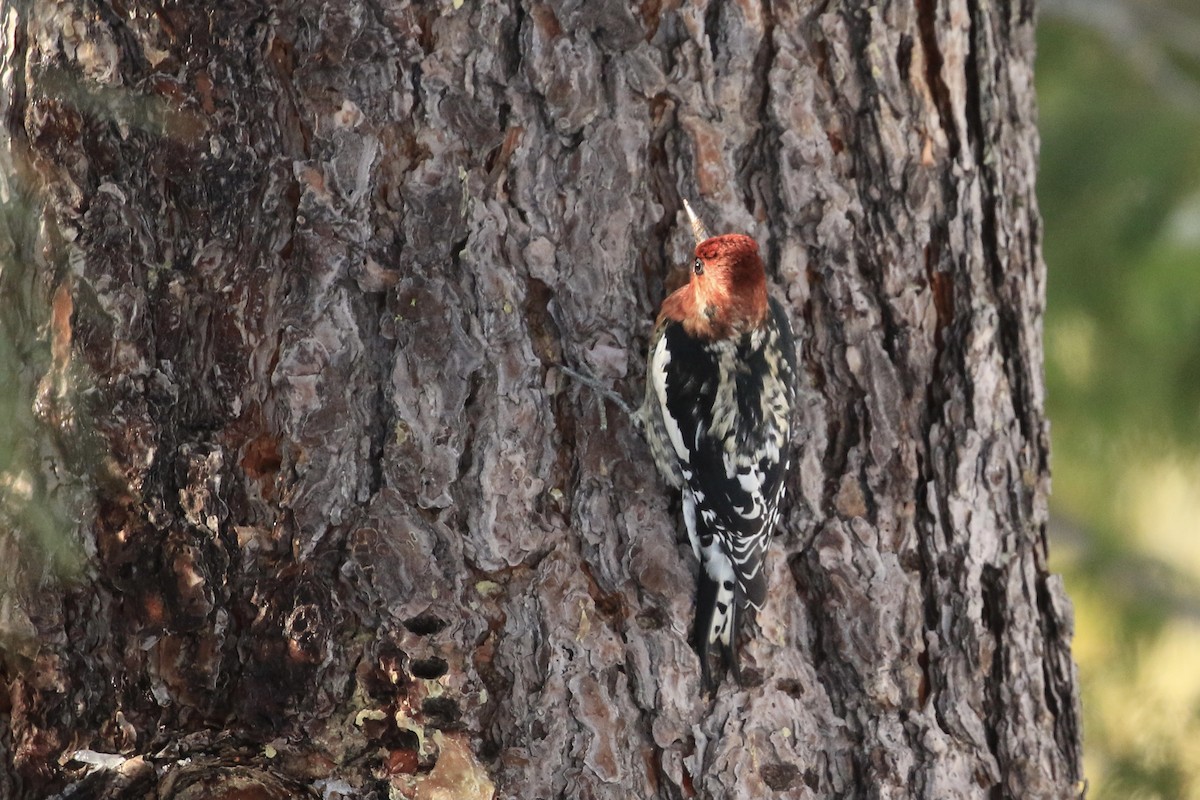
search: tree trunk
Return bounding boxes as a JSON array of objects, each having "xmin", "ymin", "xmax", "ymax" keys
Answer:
[{"xmin": 0, "ymin": 1, "xmax": 1083, "ymax": 798}]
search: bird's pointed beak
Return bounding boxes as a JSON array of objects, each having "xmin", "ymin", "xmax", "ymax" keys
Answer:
[{"xmin": 683, "ymin": 199, "xmax": 710, "ymax": 245}]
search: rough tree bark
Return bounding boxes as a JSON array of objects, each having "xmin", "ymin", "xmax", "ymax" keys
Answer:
[{"xmin": 0, "ymin": 1, "xmax": 1083, "ymax": 798}]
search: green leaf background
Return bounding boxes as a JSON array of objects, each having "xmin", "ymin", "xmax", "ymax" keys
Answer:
[{"xmin": 1040, "ymin": 10, "xmax": 1200, "ymax": 798}]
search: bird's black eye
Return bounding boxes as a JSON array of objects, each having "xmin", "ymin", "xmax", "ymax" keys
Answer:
[{"xmin": 693, "ymin": 258, "xmax": 704, "ymax": 276}]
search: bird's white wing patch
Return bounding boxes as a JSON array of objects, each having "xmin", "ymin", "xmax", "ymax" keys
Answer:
[
  {"xmin": 651, "ymin": 336, "xmax": 689, "ymax": 463},
  {"xmin": 682, "ymin": 490, "xmax": 701, "ymax": 563}
]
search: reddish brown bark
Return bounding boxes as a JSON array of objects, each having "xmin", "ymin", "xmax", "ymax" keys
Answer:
[{"xmin": 0, "ymin": 1, "xmax": 1082, "ymax": 798}]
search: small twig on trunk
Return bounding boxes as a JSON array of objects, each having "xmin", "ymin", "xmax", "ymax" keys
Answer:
[{"xmin": 555, "ymin": 363, "xmax": 638, "ymax": 432}]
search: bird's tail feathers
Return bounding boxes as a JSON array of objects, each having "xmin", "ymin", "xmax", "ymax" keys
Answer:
[{"xmin": 693, "ymin": 565, "xmax": 746, "ymax": 691}]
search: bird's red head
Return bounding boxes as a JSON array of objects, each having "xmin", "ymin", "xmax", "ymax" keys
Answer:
[{"xmin": 660, "ymin": 233, "xmax": 768, "ymax": 339}]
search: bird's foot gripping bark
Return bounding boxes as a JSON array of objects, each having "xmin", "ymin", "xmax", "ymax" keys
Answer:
[{"xmin": 555, "ymin": 362, "xmax": 641, "ymax": 433}]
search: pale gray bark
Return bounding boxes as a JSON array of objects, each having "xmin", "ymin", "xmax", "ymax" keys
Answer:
[{"xmin": 0, "ymin": 1, "xmax": 1082, "ymax": 798}]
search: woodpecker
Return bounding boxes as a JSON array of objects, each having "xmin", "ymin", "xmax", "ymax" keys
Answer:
[{"xmin": 639, "ymin": 202, "xmax": 797, "ymax": 689}]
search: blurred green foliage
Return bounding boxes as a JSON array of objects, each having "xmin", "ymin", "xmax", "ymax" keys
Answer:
[
  {"xmin": 0, "ymin": 67, "xmax": 185, "ymax": 601},
  {"xmin": 1038, "ymin": 14, "xmax": 1200, "ymax": 800},
  {"xmin": 0, "ymin": 181, "xmax": 87, "ymax": 593},
  {"xmin": 1040, "ymin": 20, "xmax": 1200, "ymax": 469}
]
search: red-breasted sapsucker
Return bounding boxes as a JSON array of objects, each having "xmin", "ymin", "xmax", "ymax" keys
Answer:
[{"xmin": 639, "ymin": 204, "xmax": 797, "ymax": 689}]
